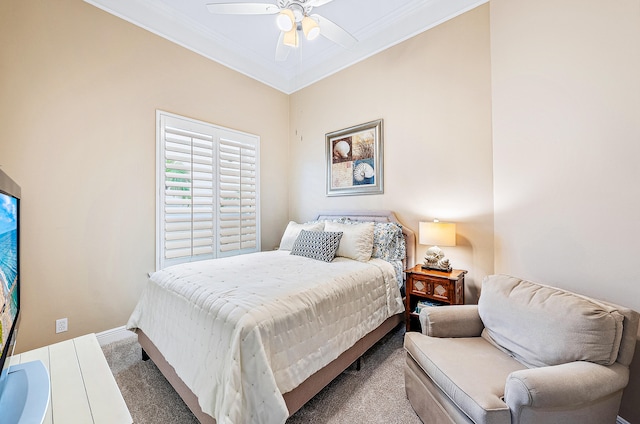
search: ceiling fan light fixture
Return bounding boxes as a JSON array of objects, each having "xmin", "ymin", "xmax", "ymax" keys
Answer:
[
  {"xmin": 283, "ymin": 27, "xmax": 299, "ymax": 47},
  {"xmin": 276, "ymin": 9, "xmax": 295, "ymax": 32},
  {"xmin": 302, "ymin": 16, "xmax": 320, "ymax": 40}
]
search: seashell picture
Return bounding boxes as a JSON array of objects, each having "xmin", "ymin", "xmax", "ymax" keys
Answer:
[
  {"xmin": 332, "ymin": 138, "xmax": 352, "ymax": 163},
  {"xmin": 352, "ymin": 160, "xmax": 375, "ymax": 185},
  {"xmin": 326, "ymin": 119, "xmax": 384, "ymax": 196}
]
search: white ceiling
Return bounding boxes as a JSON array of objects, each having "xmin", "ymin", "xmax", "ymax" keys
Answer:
[{"xmin": 84, "ymin": 0, "xmax": 488, "ymax": 94}]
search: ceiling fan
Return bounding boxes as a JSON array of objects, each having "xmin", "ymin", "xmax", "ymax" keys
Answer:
[{"xmin": 206, "ymin": 0, "xmax": 358, "ymax": 61}]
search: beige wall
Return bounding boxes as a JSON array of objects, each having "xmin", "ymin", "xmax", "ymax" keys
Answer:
[
  {"xmin": 0, "ymin": 0, "xmax": 290, "ymax": 352},
  {"xmin": 491, "ymin": 0, "xmax": 640, "ymax": 310},
  {"xmin": 490, "ymin": 0, "xmax": 640, "ymax": 420},
  {"xmin": 288, "ymin": 5, "xmax": 494, "ymax": 302}
]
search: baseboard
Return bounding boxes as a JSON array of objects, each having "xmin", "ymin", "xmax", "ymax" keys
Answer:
[
  {"xmin": 617, "ymin": 416, "xmax": 630, "ymax": 424},
  {"xmin": 95, "ymin": 325, "xmax": 136, "ymax": 346}
]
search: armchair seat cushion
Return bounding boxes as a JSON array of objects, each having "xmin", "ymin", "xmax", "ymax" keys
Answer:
[{"xmin": 405, "ymin": 332, "xmax": 527, "ymax": 424}]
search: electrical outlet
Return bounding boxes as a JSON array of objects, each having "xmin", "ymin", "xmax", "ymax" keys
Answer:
[{"xmin": 55, "ymin": 318, "xmax": 68, "ymax": 334}]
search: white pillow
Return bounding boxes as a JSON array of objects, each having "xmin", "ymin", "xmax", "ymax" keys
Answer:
[
  {"xmin": 278, "ymin": 221, "xmax": 325, "ymax": 250},
  {"xmin": 324, "ymin": 221, "xmax": 374, "ymax": 262}
]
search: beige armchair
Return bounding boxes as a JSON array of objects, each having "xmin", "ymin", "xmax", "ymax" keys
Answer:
[{"xmin": 404, "ymin": 274, "xmax": 639, "ymax": 424}]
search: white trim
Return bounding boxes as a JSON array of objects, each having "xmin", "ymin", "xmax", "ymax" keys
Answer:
[
  {"xmin": 95, "ymin": 326, "xmax": 136, "ymax": 346},
  {"xmin": 83, "ymin": 0, "xmax": 488, "ymax": 94},
  {"xmin": 617, "ymin": 416, "xmax": 630, "ymax": 424}
]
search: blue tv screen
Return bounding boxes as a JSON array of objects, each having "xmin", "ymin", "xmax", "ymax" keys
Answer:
[{"xmin": 0, "ymin": 192, "xmax": 18, "ymax": 361}]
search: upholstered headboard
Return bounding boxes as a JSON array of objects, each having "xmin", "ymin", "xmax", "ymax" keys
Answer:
[{"xmin": 314, "ymin": 210, "xmax": 416, "ymax": 269}]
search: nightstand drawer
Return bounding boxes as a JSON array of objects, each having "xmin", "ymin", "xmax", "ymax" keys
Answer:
[
  {"xmin": 410, "ymin": 276, "xmax": 452, "ymax": 302},
  {"xmin": 431, "ymin": 279, "xmax": 452, "ymax": 302},
  {"xmin": 409, "ymin": 276, "xmax": 433, "ymax": 296}
]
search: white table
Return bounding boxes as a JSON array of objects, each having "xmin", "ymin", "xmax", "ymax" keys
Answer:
[{"xmin": 9, "ymin": 333, "xmax": 132, "ymax": 424}]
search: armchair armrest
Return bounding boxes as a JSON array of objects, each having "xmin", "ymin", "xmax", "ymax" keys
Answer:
[
  {"xmin": 419, "ymin": 305, "xmax": 484, "ymax": 338},
  {"xmin": 505, "ymin": 361, "xmax": 629, "ymax": 410}
]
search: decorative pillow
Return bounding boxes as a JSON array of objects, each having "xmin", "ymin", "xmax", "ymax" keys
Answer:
[
  {"xmin": 290, "ymin": 230, "xmax": 343, "ymax": 262},
  {"xmin": 324, "ymin": 221, "xmax": 374, "ymax": 262},
  {"xmin": 371, "ymin": 222, "xmax": 406, "ymax": 261},
  {"xmin": 278, "ymin": 221, "xmax": 325, "ymax": 250}
]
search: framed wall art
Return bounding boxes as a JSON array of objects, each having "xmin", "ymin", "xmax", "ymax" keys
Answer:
[{"xmin": 326, "ymin": 119, "xmax": 383, "ymax": 196}]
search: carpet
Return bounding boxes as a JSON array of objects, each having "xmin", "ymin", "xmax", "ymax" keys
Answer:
[{"xmin": 102, "ymin": 324, "xmax": 422, "ymax": 424}]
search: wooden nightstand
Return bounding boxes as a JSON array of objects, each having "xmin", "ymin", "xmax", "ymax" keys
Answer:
[{"xmin": 404, "ymin": 266, "xmax": 467, "ymax": 332}]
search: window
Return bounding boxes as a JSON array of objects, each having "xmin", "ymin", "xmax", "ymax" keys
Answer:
[{"xmin": 156, "ymin": 111, "xmax": 260, "ymax": 270}]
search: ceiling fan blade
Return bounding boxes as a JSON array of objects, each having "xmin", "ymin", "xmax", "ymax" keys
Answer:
[
  {"xmin": 307, "ymin": 0, "xmax": 336, "ymax": 7},
  {"xmin": 206, "ymin": 2, "xmax": 280, "ymax": 15},
  {"xmin": 311, "ymin": 14, "xmax": 357, "ymax": 49},
  {"xmin": 275, "ymin": 32, "xmax": 291, "ymax": 61}
]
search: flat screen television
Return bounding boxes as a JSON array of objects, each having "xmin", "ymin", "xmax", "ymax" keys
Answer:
[
  {"xmin": 0, "ymin": 168, "xmax": 49, "ymax": 423},
  {"xmin": 0, "ymin": 168, "xmax": 20, "ymax": 379}
]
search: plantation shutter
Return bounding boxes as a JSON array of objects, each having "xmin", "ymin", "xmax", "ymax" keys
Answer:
[
  {"xmin": 157, "ymin": 111, "xmax": 260, "ymax": 269},
  {"xmin": 218, "ymin": 135, "xmax": 258, "ymax": 255},
  {"xmin": 161, "ymin": 123, "xmax": 215, "ymax": 265}
]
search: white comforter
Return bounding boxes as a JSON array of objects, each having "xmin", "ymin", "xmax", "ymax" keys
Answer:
[{"xmin": 127, "ymin": 250, "xmax": 404, "ymax": 424}]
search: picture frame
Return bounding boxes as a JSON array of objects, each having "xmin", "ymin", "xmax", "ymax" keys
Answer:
[{"xmin": 326, "ymin": 119, "xmax": 383, "ymax": 196}]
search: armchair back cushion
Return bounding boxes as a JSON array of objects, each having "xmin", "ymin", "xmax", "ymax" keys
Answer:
[{"xmin": 478, "ymin": 275, "xmax": 624, "ymax": 368}]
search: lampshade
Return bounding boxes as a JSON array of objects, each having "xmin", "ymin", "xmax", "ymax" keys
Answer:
[
  {"xmin": 283, "ymin": 27, "xmax": 299, "ymax": 47},
  {"xmin": 276, "ymin": 9, "xmax": 295, "ymax": 32},
  {"xmin": 302, "ymin": 16, "xmax": 320, "ymax": 40},
  {"xmin": 419, "ymin": 221, "xmax": 456, "ymax": 247}
]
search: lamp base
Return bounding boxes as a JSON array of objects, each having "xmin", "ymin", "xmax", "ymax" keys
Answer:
[
  {"xmin": 422, "ymin": 246, "xmax": 452, "ymax": 273},
  {"xmin": 421, "ymin": 264, "xmax": 452, "ymax": 273}
]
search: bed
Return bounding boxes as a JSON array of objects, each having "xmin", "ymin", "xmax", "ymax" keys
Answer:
[{"xmin": 127, "ymin": 210, "xmax": 415, "ymax": 424}]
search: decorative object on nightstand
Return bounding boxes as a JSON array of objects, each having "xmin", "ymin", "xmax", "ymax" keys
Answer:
[
  {"xmin": 404, "ymin": 266, "xmax": 466, "ymax": 332},
  {"xmin": 419, "ymin": 220, "xmax": 456, "ymax": 272}
]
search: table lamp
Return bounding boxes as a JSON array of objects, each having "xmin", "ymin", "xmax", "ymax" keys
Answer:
[{"xmin": 419, "ymin": 220, "xmax": 456, "ymax": 272}]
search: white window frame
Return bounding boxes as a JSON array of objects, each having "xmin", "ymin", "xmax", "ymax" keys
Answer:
[{"xmin": 156, "ymin": 110, "xmax": 260, "ymax": 270}]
